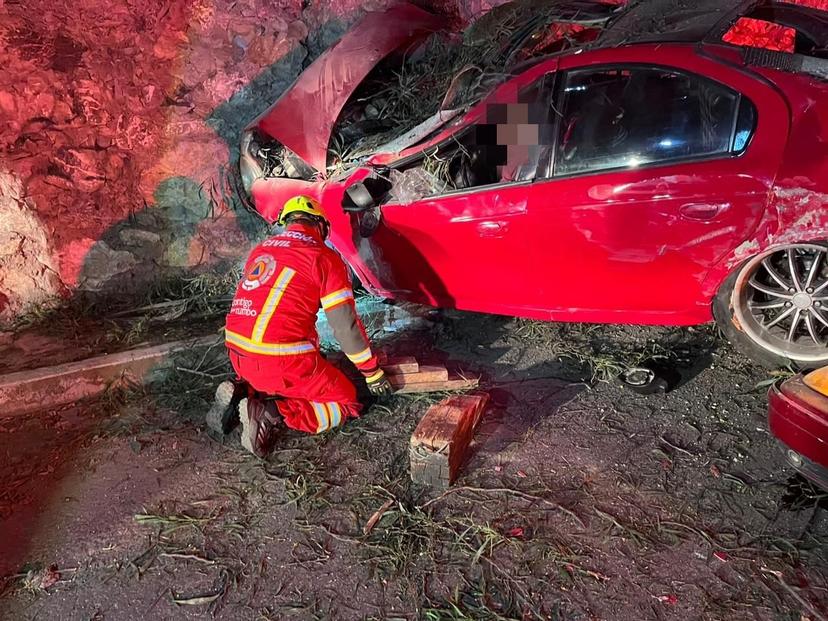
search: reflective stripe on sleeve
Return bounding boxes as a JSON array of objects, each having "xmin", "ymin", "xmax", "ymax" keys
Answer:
[
  {"xmin": 251, "ymin": 267, "xmax": 296, "ymax": 342},
  {"xmin": 225, "ymin": 329, "xmax": 315, "ymax": 356},
  {"xmin": 320, "ymin": 287, "xmax": 354, "ymax": 310},
  {"xmin": 346, "ymin": 347, "xmax": 373, "ymax": 364},
  {"xmin": 364, "ymin": 369, "xmax": 385, "ymax": 383}
]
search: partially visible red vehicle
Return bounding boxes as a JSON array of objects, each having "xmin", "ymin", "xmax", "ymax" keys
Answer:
[
  {"xmin": 769, "ymin": 367, "xmax": 828, "ymax": 489},
  {"xmin": 241, "ymin": 0, "xmax": 828, "ymax": 368}
]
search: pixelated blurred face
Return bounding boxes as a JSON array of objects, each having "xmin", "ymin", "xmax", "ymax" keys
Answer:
[
  {"xmin": 469, "ymin": 101, "xmax": 552, "ymax": 181},
  {"xmin": 495, "ymin": 103, "xmax": 540, "ymax": 146}
]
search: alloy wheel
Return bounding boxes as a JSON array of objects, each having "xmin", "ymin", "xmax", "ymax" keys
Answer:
[{"xmin": 732, "ymin": 244, "xmax": 828, "ymax": 363}]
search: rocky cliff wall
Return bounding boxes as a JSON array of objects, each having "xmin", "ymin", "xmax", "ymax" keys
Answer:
[{"xmin": 0, "ymin": 0, "xmax": 507, "ymax": 321}]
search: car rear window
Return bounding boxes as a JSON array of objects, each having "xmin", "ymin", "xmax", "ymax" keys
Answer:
[
  {"xmin": 720, "ymin": 3, "xmax": 828, "ymax": 59},
  {"xmin": 723, "ymin": 17, "xmax": 797, "ymax": 53}
]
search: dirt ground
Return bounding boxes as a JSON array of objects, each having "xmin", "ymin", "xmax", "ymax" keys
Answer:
[{"xmin": 1, "ymin": 306, "xmax": 826, "ymax": 620}]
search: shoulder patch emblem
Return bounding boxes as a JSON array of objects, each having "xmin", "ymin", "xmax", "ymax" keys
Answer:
[{"xmin": 242, "ymin": 254, "xmax": 277, "ymax": 291}]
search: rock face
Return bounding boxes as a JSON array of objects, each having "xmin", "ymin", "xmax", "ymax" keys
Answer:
[
  {"xmin": 0, "ymin": 0, "xmax": 511, "ymax": 322},
  {"xmin": 0, "ymin": 172, "xmax": 63, "ymax": 320},
  {"xmin": 77, "ymin": 242, "xmax": 139, "ymax": 292}
]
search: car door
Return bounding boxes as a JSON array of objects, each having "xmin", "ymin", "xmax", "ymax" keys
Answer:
[
  {"xmin": 526, "ymin": 46, "xmax": 790, "ymax": 324},
  {"xmin": 363, "ymin": 182, "xmax": 532, "ymax": 312},
  {"xmin": 337, "ymin": 66, "xmax": 559, "ymax": 314}
]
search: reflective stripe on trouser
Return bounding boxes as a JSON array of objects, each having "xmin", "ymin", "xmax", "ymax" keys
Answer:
[
  {"xmin": 311, "ymin": 401, "xmax": 344, "ymax": 432},
  {"xmin": 228, "ymin": 348, "xmax": 360, "ymax": 434}
]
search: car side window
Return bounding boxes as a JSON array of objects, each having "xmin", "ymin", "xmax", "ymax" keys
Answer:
[
  {"xmin": 553, "ymin": 67, "xmax": 751, "ymax": 177},
  {"xmin": 384, "ymin": 74, "xmax": 555, "ymax": 203}
]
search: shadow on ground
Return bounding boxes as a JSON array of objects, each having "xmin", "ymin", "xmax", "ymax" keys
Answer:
[{"xmin": 2, "ymin": 304, "xmax": 825, "ymax": 620}]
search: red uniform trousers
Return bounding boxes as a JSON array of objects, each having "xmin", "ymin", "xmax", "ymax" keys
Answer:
[{"xmin": 228, "ymin": 348, "xmax": 362, "ymax": 434}]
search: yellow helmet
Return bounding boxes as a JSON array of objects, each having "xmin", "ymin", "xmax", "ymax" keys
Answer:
[{"xmin": 277, "ymin": 195, "xmax": 326, "ymax": 226}]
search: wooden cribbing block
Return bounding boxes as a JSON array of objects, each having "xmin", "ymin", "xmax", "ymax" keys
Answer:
[
  {"xmin": 392, "ymin": 374, "xmax": 480, "ymax": 394},
  {"xmin": 387, "ymin": 365, "xmax": 449, "ymax": 389},
  {"xmin": 375, "ymin": 355, "xmax": 479, "ymax": 394},
  {"xmin": 409, "ymin": 393, "xmax": 489, "ymax": 489},
  {"xmin": 379, "ymin": 355, "xmax": 419, "ymax": 375}
]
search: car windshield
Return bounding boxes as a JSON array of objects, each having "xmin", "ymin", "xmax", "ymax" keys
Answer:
[{"xmin": 326, "ymin": 0, "xmax": 615, "ymax": 176}]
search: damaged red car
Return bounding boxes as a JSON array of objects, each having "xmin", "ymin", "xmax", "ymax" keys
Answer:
[{"xmin": 240, "ymin": 0, "xmax": 828, "ymax": 369}]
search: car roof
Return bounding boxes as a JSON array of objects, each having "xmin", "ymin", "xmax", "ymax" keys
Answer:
[
  {"xmin": 596, "ymin": 0, "xmax": 828, "ymax": 48},
  {"xmin": 597, "ymin": 0, "xmax": 746, "ymax": 47},
  {"xmin": 500, "ymin": 0, "xmax": 748, "ymax": 78},
  {"xmin": 593, "ymin": 0, "xmax": 828, "ymax": 82}
]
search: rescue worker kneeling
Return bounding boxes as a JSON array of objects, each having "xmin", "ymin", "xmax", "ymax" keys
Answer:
[{"xmin": 211, "ymin": 195, "xmax": 392, "ymax": 457}]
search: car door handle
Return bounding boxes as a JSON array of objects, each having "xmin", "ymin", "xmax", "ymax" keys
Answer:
[
  {"xmin": 477, "ymin": 221, "xmax": 508, "ymax": 237},
  {"xmin": 679, "ymin": 202, "xmax": 730, "ymax": 221}
]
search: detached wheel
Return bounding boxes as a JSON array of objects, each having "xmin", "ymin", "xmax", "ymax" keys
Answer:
[{"xmin": 713, "ymin": 243, "xmax": 828, "ymax": 369}]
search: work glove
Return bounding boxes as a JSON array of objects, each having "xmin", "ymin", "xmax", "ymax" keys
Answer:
[{"xmin": 362, "ymin": 367, "xmax": 393, "ymax": 397}]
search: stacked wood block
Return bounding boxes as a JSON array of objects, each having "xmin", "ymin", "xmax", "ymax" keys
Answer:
[
  {"xmin": 409, "ymin": 393, "xmax": 489, "ymax": 489},
  {"xmin": 379, "ymin": 355, "xmax": 479, "ymax": 393},
  {"xmin": 377, "ymin": 355, "xmax": 419, "ymax": 374}
]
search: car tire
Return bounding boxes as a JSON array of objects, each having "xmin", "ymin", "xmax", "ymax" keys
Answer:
[{"xmin": 713, "ymin": 243, "xmax": 828, "ymax": 370}]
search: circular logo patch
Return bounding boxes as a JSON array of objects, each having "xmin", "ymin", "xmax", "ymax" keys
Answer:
[{"xmin": 241, "ymin": 254, "xmax": 276, "ymax": 291}]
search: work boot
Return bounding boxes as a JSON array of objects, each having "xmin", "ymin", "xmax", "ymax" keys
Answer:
[
  {"xmin": 238, "ymin": 397, "xmax": 281, "ymax": 458},
  {"xmin": 205, "ymin": 379, "xmax": 246, "ymax": 435}
]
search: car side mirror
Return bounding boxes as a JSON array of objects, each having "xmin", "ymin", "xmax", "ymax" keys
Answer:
[
  {"xmin": 342, "ymin": 183, "xmax": 382, "ymax": 237},
  {"xmin": 343, "ymin": 182, "xmax": 376, "ymax": 212},
  {"xmin": 342, "ymin": 176, "xmax": 392, "ymax": 213},
  {"xmin": 342, "ymin": 176, "xmax": 392, "ymax": 238}
]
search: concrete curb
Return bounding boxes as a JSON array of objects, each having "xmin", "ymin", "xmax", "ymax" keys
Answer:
[
  {"xmin": 0, "ymin": 301, "xmax": 429, "ymax": 418},
  {"xmin": 0, "ymin": 335, "xmax": 220, "ymax": 418}
]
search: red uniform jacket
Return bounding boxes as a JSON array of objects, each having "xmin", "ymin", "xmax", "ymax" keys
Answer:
[{"xmin": 225, "ymin": 223, "xmax": 380, "ymax": 376}]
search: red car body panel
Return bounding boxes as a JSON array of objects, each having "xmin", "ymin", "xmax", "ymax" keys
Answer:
[
  {"xmin": 768, "ymin": 376, "xmax": 828, "ymax": 487},
  {"xmin": 518, "ymin": 45, "xmax": 787, "ymax": 321},
  {"xmin": 731, "ymin": 69, "xmax": 828, "ymax": 248},
  {"xmin": 324, "ymin": 43, "xmax": 805, "ymax": 324},
  {"xmin": 249, "ymin": 4, "xmax": 828, "ymax": 327},
  {"xmin": 253, "ymin": 3, "xmax": 442, "ymax": 174}
]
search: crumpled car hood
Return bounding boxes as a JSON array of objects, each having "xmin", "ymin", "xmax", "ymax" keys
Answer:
[{"xmin": 253, "ymin": 3, "xmax": 443, "ymax": 174}]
